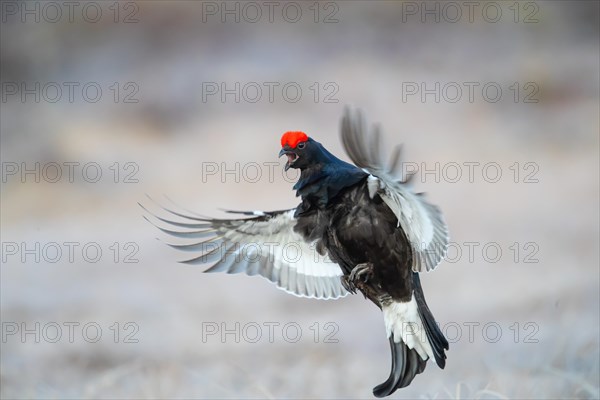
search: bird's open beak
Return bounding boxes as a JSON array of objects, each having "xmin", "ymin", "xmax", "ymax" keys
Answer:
[{"xmin": 279, "ymin": 148, "xmax": 298, "ymax": 171}]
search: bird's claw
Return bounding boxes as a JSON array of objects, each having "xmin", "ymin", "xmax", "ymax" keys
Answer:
[
  {"xmin": 341, "ymin": 263, "xmax": 374, "ymax": 294},
  {"xmin": 341, "ymin": 275, "xmax": 357, "ymax": 294},
  {"xmin": 350, "ymin": 262, "xmax": 374, "ymax": 282}
]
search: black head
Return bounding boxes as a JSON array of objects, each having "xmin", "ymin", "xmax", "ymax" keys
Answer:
[
  {"xmin": 278, "ymin": 130, "xmax": 368, "ymax": 208},
  {"xmin": 279, "ymin": 130, "xmax": 357, "ymax": 172},
  {"xmin": 279, "ymin": 131, "xmax": 317, "ymax": 171}
]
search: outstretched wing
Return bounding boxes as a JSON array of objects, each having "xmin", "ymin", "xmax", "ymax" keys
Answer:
[
  {"xmin": 141, "ymin": 199, "xmax": 348, "ymax": 300},
  {"xmin": 340, "ymin": 109, "xmax": 449, "ymax": 272}
]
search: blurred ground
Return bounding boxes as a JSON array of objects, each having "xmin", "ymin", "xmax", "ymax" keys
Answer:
[{"xmin": 1, "ymin": 1, "xmax": 599, "ymax": 399}]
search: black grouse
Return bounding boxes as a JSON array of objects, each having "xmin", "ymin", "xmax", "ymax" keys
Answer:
[{"xmin": 142, "ymin": 109, "xmax": 450, "ymax": 397}]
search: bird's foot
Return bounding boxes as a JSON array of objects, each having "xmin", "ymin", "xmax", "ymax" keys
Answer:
[
  {"xmin": 350, "ymin": 262, "xmax": 374, "ymax": 283},
  {"xmin": 341, "ymin": 275, "xmax": 356, "ymax": 294},
  {"xmin": 341, "ymin": 263, "xmax": 374, "ymax": 294}
]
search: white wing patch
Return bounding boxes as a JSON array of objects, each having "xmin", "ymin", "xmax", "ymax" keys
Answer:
[
  {"xmin": 142, "ymin": 203, "xmax": 348, "ymax": 300},
  {"xmin": 340, "ymin": 109, "xmax": 449, "ymax": 272},
  {"xmin": 375, "ymin": 176, "xmax": 449, "ymax": 272}
]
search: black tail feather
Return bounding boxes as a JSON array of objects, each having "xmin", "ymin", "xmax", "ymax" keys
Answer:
[
  {"xmin": 413, "ymin": 272, "xmax": 449, "ymax": 368},
  {"xmin": 373, "ymin": 337, "xmax": 427, "ymax": 398},
  {"xmin": 372, "ymin": 273, "xmax": 448, "ymax": 397}
]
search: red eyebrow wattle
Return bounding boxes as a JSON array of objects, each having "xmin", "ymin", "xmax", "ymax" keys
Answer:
[{"xmin": 281, "ymin": 131, "xmax": 308, "ymax": 148}]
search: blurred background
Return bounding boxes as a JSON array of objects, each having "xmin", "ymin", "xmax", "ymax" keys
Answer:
[{"xmin": 1, "ymin": 1, "xmax": 598, "ymax": 398}]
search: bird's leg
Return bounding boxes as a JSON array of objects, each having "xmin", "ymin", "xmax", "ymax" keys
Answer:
[
  {"xmin": 341, "ymin": 275, "xmax": 356, "ymax": 294},
  {"xmin": 350, "ymin": 262, "xmax": 374, "ymax": 283},
  {"xmin": 341, "ymin": 262, "xmax": 374, "ymax": 294}
]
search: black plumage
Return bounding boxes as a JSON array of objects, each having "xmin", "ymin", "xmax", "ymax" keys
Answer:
[{"xmin": 142, "ymin": 109, "xmax": 450, "ymax": 397}]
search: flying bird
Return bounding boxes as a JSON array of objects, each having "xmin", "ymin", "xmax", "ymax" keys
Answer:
[{"xmin": 142, "ymin": 109, "xmax": 449, "ymax": 397}]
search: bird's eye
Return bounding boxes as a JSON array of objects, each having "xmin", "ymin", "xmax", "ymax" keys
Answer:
[{"xmin": 297, "ymin": 142, "xmax": 306, "ymax": 149}]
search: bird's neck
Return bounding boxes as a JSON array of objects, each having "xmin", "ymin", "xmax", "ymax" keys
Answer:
[
  {"xmin": 293, "ymin": 162, "xmax": 367, "ymax": 215},
  {"xmin": 294, "ymin": 165, "xmax": 328, "ymax": 204}
]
